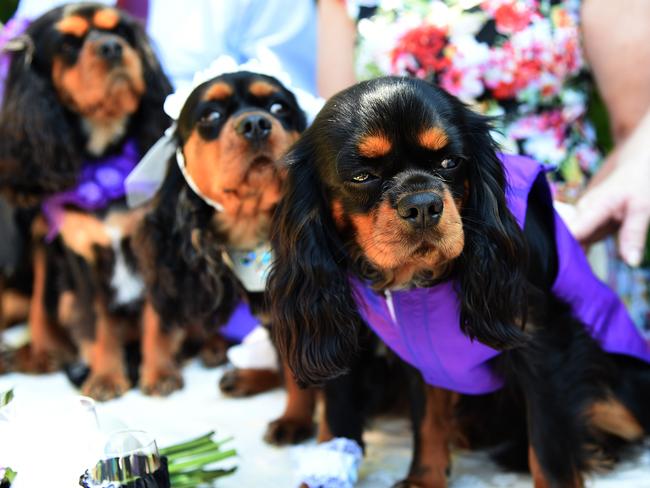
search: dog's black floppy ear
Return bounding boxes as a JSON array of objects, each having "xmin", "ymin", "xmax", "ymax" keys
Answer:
[
  {"xmin": 0, "ymin": 38, "xmax": 80, "ymax": 202},
  {"xmin": 268, "ymin": 134, "xmax": 363, "ymax": 387},
  {"xmin": 456, "ymin": 110, "xmax": 529, "ymax": 349},
  {"xmin": 126, "ymin": 14, "xmax": 173, "ymax": 154}
]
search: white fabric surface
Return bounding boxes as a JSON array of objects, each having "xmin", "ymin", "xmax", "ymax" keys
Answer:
[
  {"xmin": 227, "ymin": 325, "xmax": 278, "ymax": 371},
  {"xmin": 1, "ymin": 361, "xmax": 650, "ymax": 487}
]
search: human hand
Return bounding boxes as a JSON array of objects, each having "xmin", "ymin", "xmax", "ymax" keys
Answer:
[{"xmin": 568, "ymin": 115, "xmax": 650, "ymax": 267}]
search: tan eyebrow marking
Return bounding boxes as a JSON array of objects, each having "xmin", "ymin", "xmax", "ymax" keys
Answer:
[
  {"xmin": 249, "ymin": 80, "xmax": 278, "ymax": 97},
  {"xmin": 418, "ymin": 126, "xmax": 448, "ymax": 151},
  {"xmin": 56, "ymin": 15, "xmax": 90, "ymax": 37},
  {"xmin": 93, "ymin": 9, "xmax": 120, "ymax": 30},
  {"xmin": 357, "ymin": 133, "xmax": 392, "ymax": 158},
  {"xmin": 204, "ymin": 82, "xmax": 233, "ymax": 101}
]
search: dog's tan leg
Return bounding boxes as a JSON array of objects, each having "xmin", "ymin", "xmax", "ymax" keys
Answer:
[
  {"xmin": 80, "ymin": 299, "xmax": 130, "ymax": 401},
  {"xmin": 219, "ymin": 367, "xmax": 282, "ymax": 397},
  {"xmin": 1, "ymin": 290, "xmax": 30, "ymax": 327},
  {"xmin": 20, "ymin": 245, "xmax": 72, "ymax": 372},
  {"xmin": 396, "ymin": 386, "xmax": 458, "ymax": 488},
  {"xmin": 264, "ymin": 362, "xmax": 316, "ymax": 445},
  {"xmin": 139, "ymin": 300, "xmax": 184, "ymax": 396},
  {"xmin": 218, "ymin": 322, "xmax": 282, "ymax": 397},
  {"xmin": 529, "ymin": 445, "xmax": 552, "ymax": 488},
  {"xmin": 528, "ymin": 444, "xmax": 585, "ymax": 488},
  {"xmin": 316, "ymin": 389, "xmax": 333, "ymax": 443},
  {"xmin": 199, "ymin": 331, "xmax": 230, "ymax": 367}
]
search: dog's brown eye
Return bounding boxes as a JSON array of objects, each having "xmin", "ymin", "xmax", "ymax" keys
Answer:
[
  {"xmin": 270, "ymin": 102, "xmax": 287, "ymax": 115},
  {"xmin": 352, "ymin": 172, "xmax": 370, "ymax": 183},
  {"xmin": 61, "ymin": 36, "xmax": 82, "ymax": 56},
  {"xmin": 440, "ymin": 158, "xmax": 459, "ymax": 170},
  {"xmin": 199, "ymin": 111, "xmax": 222, "ymax": 125}
]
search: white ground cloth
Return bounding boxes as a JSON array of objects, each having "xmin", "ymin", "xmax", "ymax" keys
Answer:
[{"xmin": 1, "ymin": 361, "xmax": 650, "ymax": 487}]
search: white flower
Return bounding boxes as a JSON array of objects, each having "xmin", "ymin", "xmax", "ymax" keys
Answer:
[
  {"xmin": 449, "ymin": 35, "xmax": 491, "ymax": 69},
  {"xmin": 448, "ymin": 10, "xmax": 489, "ymax": 37},
  {"xmin": 522, "ymin": 131, "xmax": 566, "ymax": 166}
]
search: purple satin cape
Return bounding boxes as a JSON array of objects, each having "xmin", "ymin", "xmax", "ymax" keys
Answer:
[{"xmin": 353, "ymin": 154, "xmax": 650, "ymax": 394}]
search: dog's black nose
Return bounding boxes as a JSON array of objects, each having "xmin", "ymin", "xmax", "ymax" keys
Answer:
[
  {"xmin": 236, "ymin": 114, "xmax": 272, "ymax": 143},
  {"xmin": 97, "ymin": 39, "xmax": 123, "ymax": 63},
  {"xmin": 397, "ymin": 192, "xmax": 443, "ymax": 228}
]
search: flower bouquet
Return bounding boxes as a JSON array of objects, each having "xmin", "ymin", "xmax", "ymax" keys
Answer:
[
  {"xmin": 356, "ymin": 0, "xmax": 599, "ymax": 201},
  {"xmin": 79, "ymin": 430, "xmax": 236, "ymax": 488}
]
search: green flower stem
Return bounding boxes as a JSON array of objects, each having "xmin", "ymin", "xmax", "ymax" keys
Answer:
[
  {"xmin": 166, "ymin": 442, "xmax": 223, "ymax": 461},
  {"xmin": 166, "ymin": 435, "xmax": 234, "ymax": 462},
  {"xmin": 170, "ymin": 467, "xmax": 237, "ymax": 487},
  {"xmin": 159, "ymin": 431, "xmax": 215, "ymax": 456},
  {"xmin": 167, "ymin": 449, "xmax": 237, "ymax": 474},
  {"xmin": 214, "ymin": 436, "xmax": 234, "ymax": 448}
]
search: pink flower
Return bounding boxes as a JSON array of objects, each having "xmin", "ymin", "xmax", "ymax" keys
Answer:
[
  {"xmin": 485, "ymin": 42, "xmax": 542, "ymax": 100},
  {"xmin": 440, "ymin": 66, "xmax": 484, "ymax": 101}
]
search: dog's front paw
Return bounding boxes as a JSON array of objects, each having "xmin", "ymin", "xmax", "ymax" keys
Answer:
[
  {"xmin": 14, "ymin": 343, "xmax": 74, "ymax": 373},
  {"xmin": 81, "ymin": 371, "xmax": 131, "ymax": 401},
  {"xmin": 393, "ymin": 479, "xmax": 446, "ymax": 488},
  {"xmin": 139, "ymin": 367, "xmax": 184, "ymax": 396},
  {"xmin": 218, "ymin": 368, "xmax": 281, "ymax": 397},
  {"xmin": 264, "ymin": 416, "xmax": 315, "ymax": 445},
  {"xmin": 393, "ymin": 481, "xmax": 422, "ymax": 488},
  {"xmin": 392, "ymin": 467, "xmax": 450, "ymax": 488},
  {"xmin": 199, "ymin": 335, "xmax": 229, "ymax": 367}
]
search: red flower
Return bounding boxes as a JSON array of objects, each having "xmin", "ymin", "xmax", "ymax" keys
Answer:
[
  {"xmin": 391, "ymin": 24, "xmax": 450, "ymax": 77},
  {"xmin": 494, "ymin": 2, "xmax": 535, "ymax": 34},
  {"xmin": 492, "ymin": 80, "xmax": 518, "ymax": 100}
]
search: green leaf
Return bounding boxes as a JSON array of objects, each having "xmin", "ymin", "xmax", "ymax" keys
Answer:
[{"xmin": 0, "ymin": 389, "xmax": 13, "ymax": 408}]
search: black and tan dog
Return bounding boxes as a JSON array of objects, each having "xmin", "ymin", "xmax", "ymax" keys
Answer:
[
  {"xmin": 269, "ymin": 77, "xmax": 650, "ymax": 487},
  {"xmin": 134, "ymin": 71, "xmax": 316, "ymax": 441},
  {"xmin": 0, "ymin": 3, "xmax": 171, "ymax": 398}
]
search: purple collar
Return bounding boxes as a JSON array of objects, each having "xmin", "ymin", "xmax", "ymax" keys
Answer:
[
  {"xmin": 42, "ymin": 140, "xmax": 140, "ymax": 241},
  {"xmin": 0, "ymin": 17, "xmax": 31, "ymax": 107}
]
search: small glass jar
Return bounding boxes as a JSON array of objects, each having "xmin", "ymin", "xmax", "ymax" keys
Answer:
[{"xmin": 81, "ymin": 430, "xmax": 169, "ymax": 488}]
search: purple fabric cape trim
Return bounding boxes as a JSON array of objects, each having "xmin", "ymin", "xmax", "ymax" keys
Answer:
[
  {"xmin": 116, "ymin": 0, "xmax": 150, "ymax": 23},
  {"xmin": 0, "ymin": 17, "xmax": 31, "ymax": 107},
  {"xmin": 353, "ymin": 153, "xmax": 650, "ymax": 394},
  {"xmin": 219, "ymin": 301, "xmax": 259, "ymax": 343},
  {"xmin": 42, "ymin": 140, "xmax": 140, "ymax": 241}
]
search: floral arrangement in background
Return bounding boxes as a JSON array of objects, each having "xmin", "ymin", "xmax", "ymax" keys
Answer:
[{"xmin": 356, "ymin": 0, "xmax": 599, "ymax": 202}]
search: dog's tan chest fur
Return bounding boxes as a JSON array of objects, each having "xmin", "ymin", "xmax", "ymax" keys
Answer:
[{"xmin": 214, "ymin": 208, "xmax": 273, "ymax": 250}]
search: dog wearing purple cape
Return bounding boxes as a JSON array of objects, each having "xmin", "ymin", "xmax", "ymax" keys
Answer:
[{"xmin": 268, "ymin": 77, "xmax": 650, "ymax": 488}]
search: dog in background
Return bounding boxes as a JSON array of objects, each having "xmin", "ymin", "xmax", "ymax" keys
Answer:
[
  {"xmin": 0, "ymin": 3, "xmax": 171, "ymax": 399},
  {"xmin": 269, "ymin": 77, "xmax": 650, "ymax": 487},
  {"xmin": 135, "ymin": 71, "xmax": 316, "ymax": 441}
]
